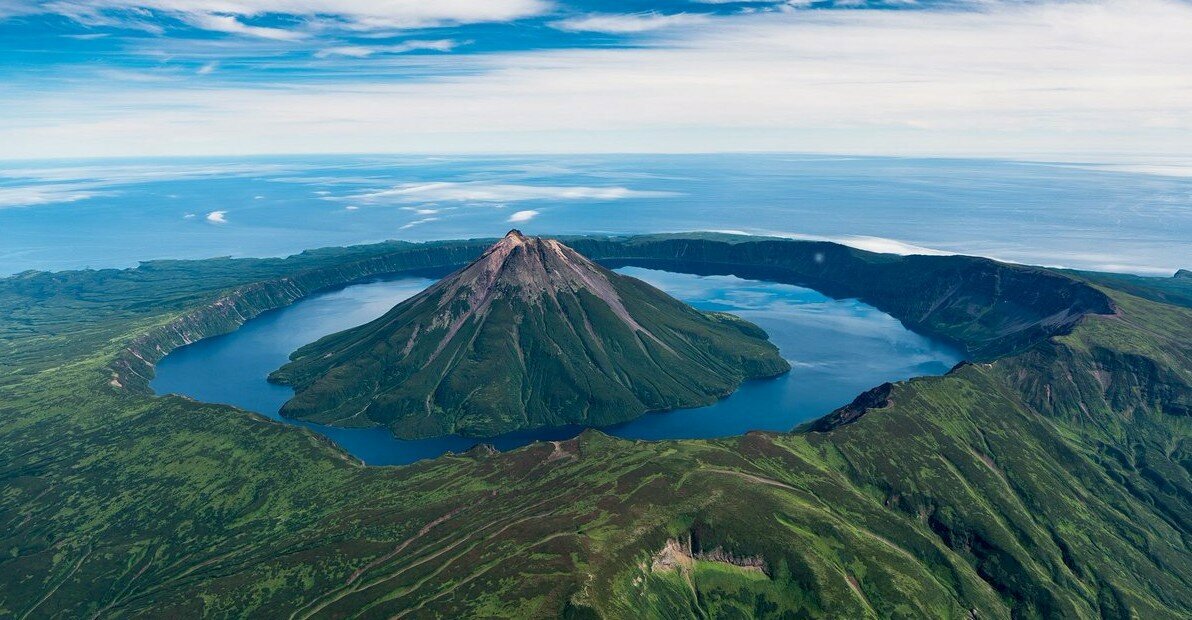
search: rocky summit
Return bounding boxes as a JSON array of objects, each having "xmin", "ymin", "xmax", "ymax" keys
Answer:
[{"xmin": 269, "ymin": 231, "xmax": 790, "ymax": 438}]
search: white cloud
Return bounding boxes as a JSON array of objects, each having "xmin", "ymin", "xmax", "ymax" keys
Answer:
[
  {"xmin": 350, "ymin": 182, "xmax": 678, "ymax": 203},
  {"xmin": 507, "ymin": 209, "xmax": 538, "ymax": 222},
  {"xmin": 688, "ymin": 0, "xmax": 803, "ymax": 3},
  {"xmin": 0, "ymin": 184, "xmax": 102, "ymax": 208},
  {"xmin": 0, "ymin": 161, "xmax": 304, "ymax": 185},
  {"xmin": 711, "ymin": 230, "xmax": 954, "ymax": 257},
  {"xmin": 776, "ymin": 233, "xmax": 952, "ymax": 257},
  {"xmin": 713, "ymin": 229, "xmax": 1183, "ymax": 274},
  {"xmin": 183, "ymin": 12, "xmax": 303, "ymax": 40},
  {"xmin": 26, "ymin": 0, "xmax": 551, "ymax": 37},
  {"xmin": 196, "ymin": 61, "xmax": 218, "ymax": 75},
  {"xmin": 551, "ymin": 12, "xmax": 709, "ymax": 33},
  {"xmin": 0, "ymin": 162, "xmax": 313, "ymax": 210},
  {"xmin": 205, "ymin": 210, "xmax": 227, "ymax": 223},
  {"xmin": 344, "ymin": 205, "xmax": 359, "ymax": 210},
  {"xmin": 183, "ymin": 212, "xmax": 196, "ymax": 218},
  {"xmin": 1082, "ymin": 263, "xmax": 1177, "ymax": 276},
  {"xmin": 315, "ymin": 40, "xmax": 462, "ymax": 58},
  {"xmin": 1046, "ymin": 158, "xmax": 1192, "ymax": 178},
  {"xmin": 400, "ymin": 216, "xmax": 438, "ymax": 229},
  {"xmin": 3, "ymin": 1, "xmax": 1191, "ymax": 159}
]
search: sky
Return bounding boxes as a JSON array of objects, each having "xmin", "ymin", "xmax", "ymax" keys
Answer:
[{"xmin": 1, "ymin": 0, "xmax": 1190, "ymax": 160}]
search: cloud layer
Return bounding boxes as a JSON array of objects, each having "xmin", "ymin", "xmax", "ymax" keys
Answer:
[
  {"xmin": 507, "ymin": 209, "xmax": 539, "ymax": 222},
  {"xmin": 30, "ymin": 0, "xmax": 551, "ymax": 36},
  {"xmin": 0, "ymin": 184, "xmax": 103, "ymax": 208},
  {"xmin": 348, "ymin": 182, "xmax": 677, "ymax": 203},
  {"xmin": 551, "ymin": 12, "xmax": 709, "ymax": 33},
  {"xmin": 2, "ymin": 0, "xmax": 1190, "ymax": 159},
  {"xmin": 315, "ymin": 40, "xmax": 463, "ymax": 59},
  {"xmin": 0, "ymin": 161, "xmax": 311, "ymax": 207}
]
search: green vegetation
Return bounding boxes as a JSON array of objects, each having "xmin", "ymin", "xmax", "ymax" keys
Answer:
[
  {"xmin": 271, "ymin": 231, "xmax": 789, "ymax": 438},
  {"xmin": 0, "ymin": 234, "xmax": 1188, "ymax": 618},
  {"xmin": 1069, "ymin": 267, "xmax": 1192, "ymax": 309}
]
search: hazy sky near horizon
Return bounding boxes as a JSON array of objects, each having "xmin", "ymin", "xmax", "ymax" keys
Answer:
[{"xmin": 1, "ymin": 0, "xmax": 1190, "ymax": 160}]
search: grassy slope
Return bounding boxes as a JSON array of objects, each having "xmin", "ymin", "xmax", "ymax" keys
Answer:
[{"xmin": 0, "ymin": 237, "xmax": 1188, "ymax": 618}]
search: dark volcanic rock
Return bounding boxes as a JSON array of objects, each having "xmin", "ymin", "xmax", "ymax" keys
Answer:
[{"xmin": 798, "ymin": 382, "xmax": 894, "ymax": 432}]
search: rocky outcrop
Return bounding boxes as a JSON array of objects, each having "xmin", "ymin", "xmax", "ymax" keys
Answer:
[
  {"xmin": 111, "ymin": 279, "xmax": 311, "ymax": 392},
  {"xmin": 651, "ymin": 534, "xmax": 768, "ymax": 575},
  {"xmin": 798, "ymin": 382, "xmax": 894, "ymax": 433}
]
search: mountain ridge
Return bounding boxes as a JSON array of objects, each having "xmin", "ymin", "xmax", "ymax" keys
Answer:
[{"xmin": 0, "ymin": 234, "xmax": 1187, "ymax": 618}]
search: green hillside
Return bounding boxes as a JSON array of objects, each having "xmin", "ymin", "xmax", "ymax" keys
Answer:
[
  {"xmin": 270, "ymin": 231, "xmax": 790, "ymax": 438},
  {"xmin": 0, "ymin": 234, "xmax": 1188, "ymax": 618}
]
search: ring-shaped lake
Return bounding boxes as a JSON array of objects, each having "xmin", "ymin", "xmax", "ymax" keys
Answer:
[{"xmin": 151, "ymin": 267, "xmax": 962, "ymax": 465}]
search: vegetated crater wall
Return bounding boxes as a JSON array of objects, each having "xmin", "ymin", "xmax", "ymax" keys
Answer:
[
  {"xmin": 110, "ymin": 235, "xmax": 1115, "ymax": 396},
  {"xmin": 574, "ymin": 236, "xmax": 1115, "ymax": 360},
  {"xmin": 109, "ymin": 243, "xmax": 487, "ymax": 393}
]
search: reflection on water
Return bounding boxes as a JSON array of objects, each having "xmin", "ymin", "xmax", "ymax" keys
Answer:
[{"xmin": 151, "ymin": 268, "xmax": 961, "ymax": 465}]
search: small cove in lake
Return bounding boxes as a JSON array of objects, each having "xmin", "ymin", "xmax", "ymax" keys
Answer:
[{"xmin": 151, "ymin": 266, "xmax": 962, "ymax": 465}]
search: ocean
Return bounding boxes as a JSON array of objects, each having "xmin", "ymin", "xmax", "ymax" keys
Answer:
[{"xmin": 2, "ymin": 153, "xmax": 1188, "ymax": 277}]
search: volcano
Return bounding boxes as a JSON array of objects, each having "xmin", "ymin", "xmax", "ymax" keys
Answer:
[{"xmin": 270, "ymin": 230, "xmax": 790, "ymax": 438}]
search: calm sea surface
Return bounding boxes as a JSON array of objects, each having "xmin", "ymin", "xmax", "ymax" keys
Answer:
[
  {"xmin": 151, "ymin": 267, "xmax": 962, "ymax": 465},
  {"xmin": 2, "ymin": 154, "xmax": 1189, "ymax": 276}
]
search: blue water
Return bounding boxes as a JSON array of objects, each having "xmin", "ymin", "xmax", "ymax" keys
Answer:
[
  {"xmin": 151, "ymin": 267, "xmax": 961, "ymax": 465},
  {"xmin": 2, "ymin": 154, "xmax": 1189, "ymax": 276}
]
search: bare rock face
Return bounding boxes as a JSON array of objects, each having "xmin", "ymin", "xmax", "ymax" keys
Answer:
[
  {"xmin": 270, "ymin": 231, "xmax": 789, "ymax": 439},
  {"xmin": 651, "ymin": 536, "xmax": 767, "ymax": 575},
  {"xmin": 401, "ymin": 230, "xmax": 658, "ymax": 359}
]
